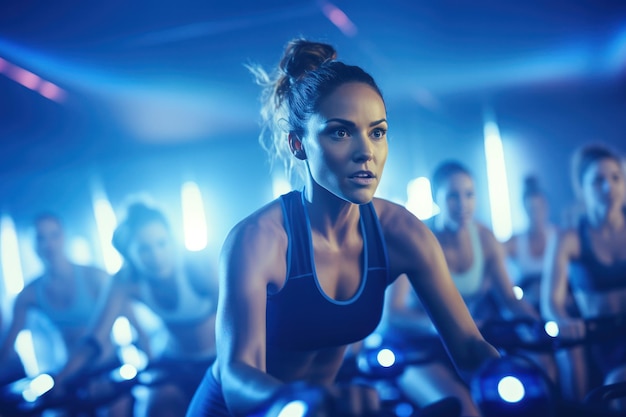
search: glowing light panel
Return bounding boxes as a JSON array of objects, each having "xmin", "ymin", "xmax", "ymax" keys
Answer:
[
  {"xmin": 484, "ymin": 120, "xmax": 513, "ymax": 242},
  {"xmin": 272, "ymin": 176, "xmax": 292, "ymax": 199},
  {"xmin": 405, "ymin": 177, "xmax": 440, "ymax": 220},
  {"xmin": 181, "ymin": 181, "xmax": 208, "ymax": 252},
  {"xmin": 92, "ymin": 194, "xmax": 122, "ymax": 274},
  {"xmin": 112, "ymin": 316, "xmax": 133, "ymax": 347},
  {"xmin": 15, "ymin": 330, "xmax": 39, "ymax": 377},
  {"xmin": 1, "ymin": 214, "xmax": 24, "ymax": 295}
]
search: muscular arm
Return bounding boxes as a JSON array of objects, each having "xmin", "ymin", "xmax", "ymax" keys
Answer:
[
  {"xmin": 378, "ymin": 202, "xmax": 500, "ymax": 376},
  {"xmin": 382, "ymin": 274, "xmax": 436, "ymax": 337},
  {"xmin": 217, "ymin": 212, "xmax": 286, "ymax": 416}
]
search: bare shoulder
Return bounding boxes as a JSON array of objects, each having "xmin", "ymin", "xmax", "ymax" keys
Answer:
[
  {"xmin": 371, "ymin": 198, "xmax": 440, "ymax": 275},
  {"xmin": 372, "ymin": 198, "xmax": 432, "ymax": 239},
  {"xmin": 221, "ymin": 199, "xmax": 287, "ymax": 288}
]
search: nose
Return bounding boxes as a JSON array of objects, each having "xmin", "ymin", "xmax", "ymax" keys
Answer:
[{"xmin": 353, "ymin": 134, "xmax": 373, "ymax": 162}]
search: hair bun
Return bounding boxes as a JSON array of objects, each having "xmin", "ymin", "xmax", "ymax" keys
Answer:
[{"xmin": 279, "ymin": 39, "xmax": 337, "ymax": 82}]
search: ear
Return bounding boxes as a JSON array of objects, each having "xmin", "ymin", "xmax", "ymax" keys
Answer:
[{"xmin": 288, "ymin": 132, "xmax": 307, "ymax": 160}]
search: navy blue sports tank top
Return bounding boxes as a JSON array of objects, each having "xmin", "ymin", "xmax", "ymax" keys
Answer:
[
  {"xmin": 266, "ymin": 191, "xmax": 391, "ymax": 351},
  {"xmin": 569, "ymin": 215, "xmax": 626, "ymax": 293}
]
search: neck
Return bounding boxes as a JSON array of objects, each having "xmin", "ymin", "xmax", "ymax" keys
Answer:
[
  {"xmin": 303, "ymin": 184, "xmax": 361, "ymax": 245},
  {"xmin": 437, "ymin": 216, "xmax": 467, "ymax": 234},
  {"xmin": 528, "ymin": 221, "xmax": 547, "ymax": 234}
]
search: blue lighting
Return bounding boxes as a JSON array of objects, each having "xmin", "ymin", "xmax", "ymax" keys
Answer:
[
  {"xmin": 544, "ymin": 321, "xmax": 559, "ymax": 338},
  {"xmin": 181, "ymin": 181, "xmax": 208, "ymax": 252},
  {"xmin": 15, "ymin": 330, "xmax": 39, "ymax": 377},
  {"xmin": 22, "ymin": 373, "xmax": 54, "ymax": 402},
  {"xmin": 376, "ymin": 348, "xmax": 396, "ymax": 368},
  {"xmin": 276, "ymin": 400, "xmax": 309, "ymax": 417},
  {"xmin": 1, "ymin": 214, "xmax": 25, "ymax": 295},
  {"xmin": 92, "ymin": 192, "xmax": 122, "ymax": 274},
  {"xmin": 497, "ymin": 376, "xmax": 525, "ymax": 403},
  {"xmin": 405, "ymin": 177, "xmax": 440, "ymax": 220},
  {"xmin": 483, "ymin": 118, "xmax": 513, "ymax": 242}
]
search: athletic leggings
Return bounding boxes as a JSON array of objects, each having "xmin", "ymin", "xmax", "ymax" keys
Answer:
[{"xmin": 185, "ymin": 364, "xmax": 231, "ymax": 417}]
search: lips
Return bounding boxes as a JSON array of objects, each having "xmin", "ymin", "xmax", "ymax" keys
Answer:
[{"xmin": 349, "ymin": 170, "xmax": 375, "ymax": 179}]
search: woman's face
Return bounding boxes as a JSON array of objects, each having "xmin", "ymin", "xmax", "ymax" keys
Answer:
[
  {"xmin": 437, "ymin": 172, "xmax": 476, "ymax": 228},
  {"xmin": 35, "ymin": 218, "xmax": 65, "ymax": 266},
  {"xmin": 524, "ymin": 194, "xmax": 549, "ymax": 227},
  {"xmin": 581, "ymin": 157, "xmax": 626, "ymax": 215},
  {"xmin": 127, "ymin": 221, "xmax": 176, "ymax": 279},
  {"xmin": 300, "ymin": 82, "xmax": 388, "ymax": 204}
]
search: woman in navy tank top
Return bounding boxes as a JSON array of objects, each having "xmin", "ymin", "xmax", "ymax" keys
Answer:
[
  {"xmin": 185, "ymin": 39, "xmax": 500, "ymax": 417},
  {"xmin": 542, "ymin": 144, "xmax": 626, "ymax": 408}
]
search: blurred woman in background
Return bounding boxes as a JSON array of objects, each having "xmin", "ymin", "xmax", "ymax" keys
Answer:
[
  {"xmin": 383, "ymin": 160, "xmax": 545, "ymax": 417},
  {"xmin": 542, "ymin": 143, "xmax": 626, "ymax": 408},
  {"xmin": 57, "ymin": 202, "xmax": 219, "ymax": 417},
  {"xmin": 505, "ymin": 175, "xmax": 558, "ymax": 313},
  {"xmin": 0, "ymin": 213, "xmax": 137, "ymax": 416}
]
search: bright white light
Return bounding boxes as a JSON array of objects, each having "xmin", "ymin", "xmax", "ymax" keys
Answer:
[
  {"xmin": 376, "ymin": 348, "xmax": 396, "ymax": 368},
  {"xmin": 497, "ymin": 376, "xmax": 525, "ymax": 403},
  {"xmin": 15, "ymin": 330, "xmax": 39, "ymax": 377},
  {"xmin": 277, "ymin": 400, "xmax": 308, "ymax": 417},
  {"xmin": 119, "ymin": 364, "xmax": 138, "ymax": 380},
  {"xmin": 512, "ymin": 286, "xmax": 524, "ymax": 300},
  {"xmin": 30, "ymin": 374, "xmax": 54, "ymax": 396},
  {"xmin": 118, "ymin": 344, "xmax": 148, "ymax": 370},
  {"xmin": 69, "ymin": 236, "xmax": 93, "ymax": 265},
  {"xmin": 484, "ymin": 120, "xmax": 513, "ymax": 242},
  {"xmin": 92, "ymin": 194, "xmax": 122, "ymax": 274},
  {"xmin": 1, "ymin": 214, "xmax": 25, "ymax": 295},
  {"xmin": 112, "ymin": 316, "xmax": 134, "ymax": 346},
  {"xmin": 22, "ymin": 388, "xmax": 38, "ymax": 402},
  {"xmin": 405, "ymin": 177, "xmax": 440, "ymax": 220},
  {"xmin": 544, "ymin": 321, "xmax": 559, "ymax": 338},
  {"xmin": 272, "ymin": 176, "xmax": 292, "ymax": 199},
  {"xmin": 181, "ymin": 181, "xmax": 208, "ymax": 252}
]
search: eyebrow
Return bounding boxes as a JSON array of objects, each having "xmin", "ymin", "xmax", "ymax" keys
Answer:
[{"xmin": 324, "ymin": 118, "xmax": 388, "ymax": 127}]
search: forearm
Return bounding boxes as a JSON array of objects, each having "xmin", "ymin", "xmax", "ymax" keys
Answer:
[
  {"xmin": 454, "ymin": 336, "xmax": 500, "ymax": 383},
  {"xmin": 221, "ymin": 362, "xmax": 285, "ymax": 416}
]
